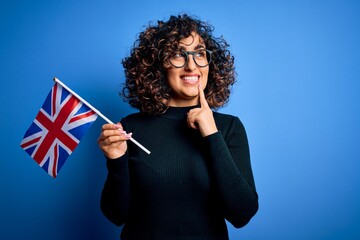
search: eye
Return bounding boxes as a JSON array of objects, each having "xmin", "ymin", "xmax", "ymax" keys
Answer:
[
  {"xmin": 172, "ymin": 51, "xmax": 186, "ymax": 58},
  {"xmin": 195, "ymin": 50, "xmax": 206, "ymax": 58}
]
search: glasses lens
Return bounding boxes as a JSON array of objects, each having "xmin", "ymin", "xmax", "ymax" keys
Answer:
[
  {"xmin": 194, "ymin": 50, "xmax": 210, "ymax": 67},
  {"xmin": 169, "ymin": 51, "xmax": 186, "ymax": 68}
]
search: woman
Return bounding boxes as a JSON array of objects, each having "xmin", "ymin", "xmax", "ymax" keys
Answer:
[{"xmin": 98, "ymin": 14, "xmax": 258, "ymax": 240}]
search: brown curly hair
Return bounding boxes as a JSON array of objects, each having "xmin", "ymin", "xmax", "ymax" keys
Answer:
[{"xmin": 121, "ymin": 14, "xmax": 236, "ymax": 114}]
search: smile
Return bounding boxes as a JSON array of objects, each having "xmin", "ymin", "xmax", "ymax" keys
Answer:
[{"xmin": 180, "ymin": 75, "xmax": 199, "ymax": 85}]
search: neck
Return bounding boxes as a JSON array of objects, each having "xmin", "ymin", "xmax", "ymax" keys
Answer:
[
  {"xmin": 168, "ymin": 99, "xmax": 198, "ymax": 107},
  {"xmin": 160, "ymin": 105, "xmax": 198, "ymax": 120}
]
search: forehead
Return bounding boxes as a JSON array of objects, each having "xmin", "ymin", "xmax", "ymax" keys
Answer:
[{"xmin": 178, "ymin": 33, "xmax": 205, "ymax": 47}]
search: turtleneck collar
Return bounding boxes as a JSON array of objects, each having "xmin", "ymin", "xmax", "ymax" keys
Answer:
[{"xmin": 158, "ymin": 105, "xmax": 198, "ymax": 120}]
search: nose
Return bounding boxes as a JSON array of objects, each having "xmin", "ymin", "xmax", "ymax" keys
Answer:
[{"xmin": 184, "ymin": 54, "xmax": 197, "ymax": 71}]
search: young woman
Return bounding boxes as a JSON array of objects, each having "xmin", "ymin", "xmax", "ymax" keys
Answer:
[{"xmin": 98, "ymin": 14, "xmax": 258, "ymax": 240}]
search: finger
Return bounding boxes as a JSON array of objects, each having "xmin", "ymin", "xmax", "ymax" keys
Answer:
[
  {"xmin": 99, "ymin": 129, "xmax": 122, "ymax": 139},
  {"xmin": 104, "ymin": 135, "xmax": 122, "ymax": 145},
  {"xmin": 115, "ymin": 122, "xmax": 124, "ymax": 130},
  {"xmin": 187, "ymin": 117, "xmax": 197, "ymax": 130},
  {"xmin": 102, "ymin": 123, "xmax": 123, "ymax": 131},
  {"xmin": 105, "ymin": 133, "xmax": 131, "ymax": 144},
  {"xmin": 186, "ymin": 113, "xmax": 198, "ymax": 130},
  {"xmin": 99, "ymin": 131, "xmax": 132, "ymax": 145},
  {"xmin": 198, "ymin": 83, "xmax": 209, "ymax": 108},
  {"xmin": 98, "ymin": 127, "xmax": 127, "ymax": 142}
]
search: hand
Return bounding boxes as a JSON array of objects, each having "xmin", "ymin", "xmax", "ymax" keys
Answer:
[
  {"xmin": 187, "ymin": 84, "xmax": 218, "ymax": 137},
  {"xmin": 97, "ymin": 123, "xmax": 132, "ymax": 159}
]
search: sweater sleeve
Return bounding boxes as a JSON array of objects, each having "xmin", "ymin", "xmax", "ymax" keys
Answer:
[
  {"xmin": 205, "ymin": 116, "xmax": 258, "ymax": 228},
  {"xmin": 100, "ymin": 154, "xmax": 130, "ymax": 226}
]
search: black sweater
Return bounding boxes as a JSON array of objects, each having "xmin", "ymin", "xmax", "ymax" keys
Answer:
[{"xmin": 101, "ymin": 106, "xmax": 258, "ymax": 240}]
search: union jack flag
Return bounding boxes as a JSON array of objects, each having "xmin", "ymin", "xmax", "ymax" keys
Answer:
[{"xmin": 20, "ymin": 83, "xmax": 98, "ymax": 178}]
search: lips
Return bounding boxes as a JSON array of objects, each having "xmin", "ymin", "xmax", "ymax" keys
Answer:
[{"xmin": 180, "ymin": 75, "xmax": 199, "ymax": 85}]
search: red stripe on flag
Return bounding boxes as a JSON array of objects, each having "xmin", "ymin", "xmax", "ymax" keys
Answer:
[
  {"xmin": 33, "ymin": 96, "xmax": 80, "ymax": 164},
  {"xmin": 20, "ymin": 136, "xmax": 41, "ymax": 149},
  {"xmin": 53, "ymin": 143, "xmax": 58, "ymax": 177},
  {"xmin": 69, "ymin": 110, "xmax": 96, "ymax": 124},
  {"xmin": 52, "ymin": 83, "xmax": 57, "ymax": 117}
]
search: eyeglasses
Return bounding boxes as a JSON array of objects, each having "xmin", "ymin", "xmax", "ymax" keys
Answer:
[{"xmin": 169, "ymin": 49, "xmax": 212, "ymax": 68}]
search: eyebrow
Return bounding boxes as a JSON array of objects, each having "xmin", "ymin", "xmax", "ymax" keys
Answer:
[{"xmin": 178, "ymin": 44, "xmax": 206, "ymax": 51}]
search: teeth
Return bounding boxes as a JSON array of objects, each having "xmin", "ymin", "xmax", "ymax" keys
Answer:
[{"xmin": 182, "ymin": 76, "xmax": 198, "ymax": 83}]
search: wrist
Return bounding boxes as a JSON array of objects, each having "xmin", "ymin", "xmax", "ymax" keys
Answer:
[
  {"xmin": 200, "ymin": 123, "xmax": 218, "ymax": 137},
  {"xmin": 105, "ymin": 149, "xmax": 127, "ymax": 159}
]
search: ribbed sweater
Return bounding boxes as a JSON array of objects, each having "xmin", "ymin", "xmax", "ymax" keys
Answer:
[{"xmin": 101, "ymin": 106, "xmax": 258, "ymax": 240}]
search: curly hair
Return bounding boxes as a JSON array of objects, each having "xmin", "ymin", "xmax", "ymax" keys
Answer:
[{"xmin": 121, "ymin": 14, "xmax": 236, "ymax": 114}]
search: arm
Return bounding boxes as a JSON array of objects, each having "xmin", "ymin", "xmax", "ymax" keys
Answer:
[
  {"xmin": 205, "ymin": 117, "xmax": 258, "ymax": 228},
  {"xmin": 187, "ymin": 84, "xmax": 258, "ymax": 227},
  {"xmin": 100, "ymin": 154, "xmax": 130, "ymax": 226},
  {"xmin": 98, "ymin": 121, "xmax": 132, "ymax": 226}
]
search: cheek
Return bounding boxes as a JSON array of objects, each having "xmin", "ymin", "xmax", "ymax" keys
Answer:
[
  {"xmin": 166, "ymin": 70, "xmax": 178, "ymax": 87},
  {"xmin": 202, "ymin": 68, "xmax": 209, "ymax": 81},
  {"xmin": 167, "ymin": 68, "xmax": 180, "ymax": 80}
]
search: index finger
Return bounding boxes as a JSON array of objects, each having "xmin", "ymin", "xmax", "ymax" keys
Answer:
[
  {"xmin": 198, "ymin": 83, "xmax": 209, "ymax": 108},
  {"xmin": 102, "ymin": 122, "xmax": 123, "ymax": 131}
]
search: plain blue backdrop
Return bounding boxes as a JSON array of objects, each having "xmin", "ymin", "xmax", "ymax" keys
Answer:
[{"xmin": 1, "ymin": 0, "xmax": 360, "ymax": 239}]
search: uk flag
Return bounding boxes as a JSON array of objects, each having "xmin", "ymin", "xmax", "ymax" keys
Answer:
[{"xmin": 20, "ymin": 83, "xmax": 98, "ymax": 178}]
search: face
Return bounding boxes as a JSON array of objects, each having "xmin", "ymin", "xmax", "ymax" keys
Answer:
[{"xmin": 166, "ymin": 33, "xmax": 209, "ymax": 107}]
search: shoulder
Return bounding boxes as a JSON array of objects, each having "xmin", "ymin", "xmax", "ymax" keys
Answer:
[
  {"xmin": 121, "ymin": 111, "xmax": 149, "ymax": 128},
  {"xmin": 213, "ymin": 111, "xmax": 247, "ymax": 140},
  {"xmin": 213, "ymin": 111, "xmax": 243, "ymax": 127},
  {"xmin": 123, "ymin": 111, "xmax": 146, "ymax": 121}
]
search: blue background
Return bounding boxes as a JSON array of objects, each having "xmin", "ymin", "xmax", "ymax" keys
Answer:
[{"xmin": 1, "ymin": 0, "xmax": 359, "ymax": 239}]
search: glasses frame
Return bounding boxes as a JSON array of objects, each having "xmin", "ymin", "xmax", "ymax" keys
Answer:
[{"xmin": 169, "ymin": 49, "xmax": 213, "ymax": 68}]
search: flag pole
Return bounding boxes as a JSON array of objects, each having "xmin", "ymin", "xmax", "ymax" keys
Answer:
[{"xmin": 53, "ymin": 77, "xmax": 151, "ymax": 155}]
